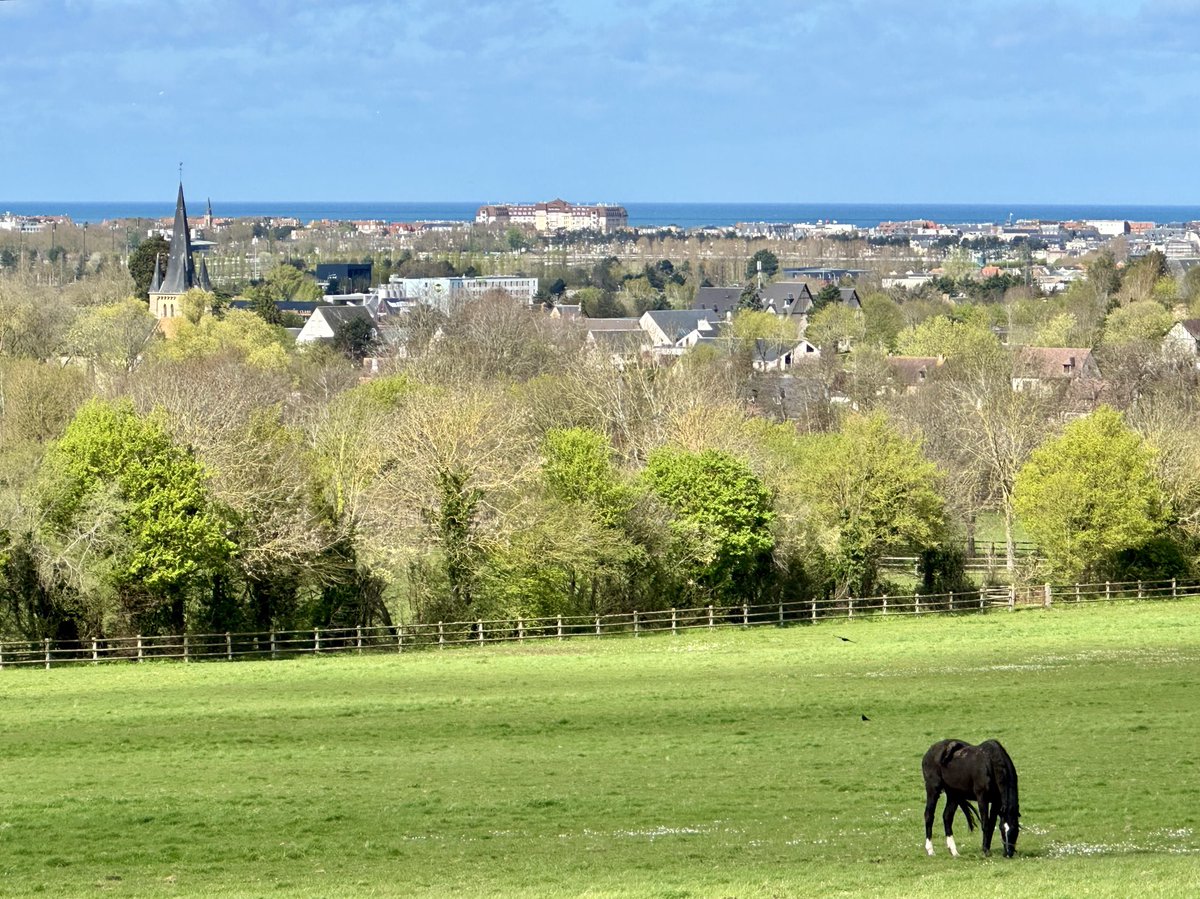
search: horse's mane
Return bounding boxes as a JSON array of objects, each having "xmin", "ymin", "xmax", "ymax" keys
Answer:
[{"xmin": 980, "ymin": 740, "xmax": 1020, "ymax": 817}]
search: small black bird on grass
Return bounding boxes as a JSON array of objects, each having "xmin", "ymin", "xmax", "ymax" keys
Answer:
[
  {"xmin": 836, "ymin": 635, "xmax": 854, "ymax": 643},
  {"xmin": 861, "ymin": 714, "xmax": 870, "ymax": 722}
]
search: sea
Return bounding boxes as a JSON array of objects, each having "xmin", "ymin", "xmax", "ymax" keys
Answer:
[{"xmin": 3, "ymin": 200, "xmax": 1200, "ymax": 229}]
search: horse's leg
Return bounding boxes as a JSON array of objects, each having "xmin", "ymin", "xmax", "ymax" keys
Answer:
[
  {"xmin": 979, "ymin": 796, "xmax": 995, "ymax": 857},
  {"xmin": 942, "ymin": 798, "xmax": 960, "ymax": 857},
  {"xmin": 924, "ymin": 786, "xmax": 941, "ymax": 856}
]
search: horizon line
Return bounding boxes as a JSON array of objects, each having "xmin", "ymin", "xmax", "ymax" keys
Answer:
[{"xmin": 6, "ymin": 199, "xmax": 1200, "ymax": 208}]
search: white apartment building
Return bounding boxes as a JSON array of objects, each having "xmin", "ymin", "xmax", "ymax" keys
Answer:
[
  {"xmin": 475, "ymin": 199, "xmax": 628, "ymax": 233},
  {"xmin": 389, "ymin": 275, "xmax": 539, "ymax": 311}
]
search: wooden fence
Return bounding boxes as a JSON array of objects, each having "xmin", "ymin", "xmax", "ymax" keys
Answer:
[{"xmin": 0, "ymin": 577, "xmax": 1193, "ymax": 671}]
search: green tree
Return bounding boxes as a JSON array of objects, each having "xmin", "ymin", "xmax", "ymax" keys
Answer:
[
  {"xmin": 730, "ymin": 310, "xmax": 800, "ymax": 368},
  {"xmin": 542, "ymin": 427, "xmax": 631, "ymax": 526},
  {"xmin": 1031, "ymin": 312, "xmax": 1080, "ymax": 347},
  {"xmin": 1013, "ymin": 407, "xmax": 1167, "ymax": 581},
  {"xmin": 860, "ymin": 292, "xmax": 905, "ymax": 349},
  {"xmin": 473, "ymin": 427, "xmax": 641, "ymax": 619},
  {"xmin": 806, "ymin": 304, "xmax": 864, "ymax": 353},
  {"xmin": 333, "ymin": 316, "xmax": 377, "ymax": 362},
  {"xmin": 745, "ymin": 249, "xmax": 779, "ymax": 282},
  {"xmin": 1085, "ymin": 251, "xmax": 1121, "ymax": 307},
  {"xmin": 941, "ymin": 247, "xmax": 978, "ymax": 282},
  {"xmin": 157, "ymin": 309, "xmax": 290, "ymax": 372},
  {"xmin": 813, "ymin": 282, "xmax": 842, "ymax": 311},
  {"xmin": 575, "ymin": 287, "xmax": 625, "ymax": 318},
  {"xmin": 66, "ymin": 298, "xmax": 159, "ymax": 375},
  {"xmin": 799, "ymin": 413, "xmax": 946, "ymax": 598},
  {"xmin": 737, "ymin": 282, "xmax": 763, "ymax": 311},
  {"xmin": 895, "ymin": 316, "xmax": 1003, "ymax": 364},
  {"xmin": 1117, "ymin": 251, "xmax": 1168, "ymax": 306},
  {"xmin": 1181, "ymin": 265, "xmax": 1200, "ymax": 307},
  {"xmin": 179, "ymin": 287, "xmax": 214, "ymax": 325},
  {"xmin": 127, "ymin": 235, "xmax": 170, "ymax": 299},
  {"xmin": 505, "ymin": 227, "xmax": 528, "ymax": 251},
  {"xmin": 36, "ymin": 398, "xmax": 234, "ymax": 633},
  {"xmin": 1101, "ymin": 300, "xmax": 1173, "ymax": 347},
  {"xmin": 643, "ymin": 447, "xmax": 775, "ymax": 604},
  {"xmin": 262, "ymin": 263, "xmax": 324, "ymax": 303},
  {"xmin": 243, "ymin": 283, "xmax": 283, "ymax": 324}
]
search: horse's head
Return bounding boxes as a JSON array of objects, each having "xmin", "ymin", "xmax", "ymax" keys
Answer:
[{"xmin": 1000, "ymin": 810, "xmax": 1020, "ymax": 857}]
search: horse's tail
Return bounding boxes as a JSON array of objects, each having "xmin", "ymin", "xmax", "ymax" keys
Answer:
[
  {"xmin": 960, "ymin": 800, "xmax": 979, "ymax": 832},
  {"xmin": 982, "ymin": 740, "xmax": 1020, "ymax": 817}
]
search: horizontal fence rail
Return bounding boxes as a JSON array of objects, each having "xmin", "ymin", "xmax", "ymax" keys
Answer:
[{"xmin": 0, "ymin": 578, "xmax": 1195, "ymax": 671}]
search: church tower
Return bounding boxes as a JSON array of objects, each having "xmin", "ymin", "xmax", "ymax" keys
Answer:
[{"xmin": 149, "ymin": 182, "xmax": 211, "ymax": 320}]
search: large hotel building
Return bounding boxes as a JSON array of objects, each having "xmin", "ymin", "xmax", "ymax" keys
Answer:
[{"xmin": 475, "ymin": 198, "xmax": 628, "ymax": 233}]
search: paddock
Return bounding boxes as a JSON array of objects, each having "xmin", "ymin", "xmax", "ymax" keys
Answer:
[{"xmin": 0, "ymin": 600, "xmax": 1196, "ymax": 897}]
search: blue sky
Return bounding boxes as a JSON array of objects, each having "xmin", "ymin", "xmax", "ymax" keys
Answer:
[{"xmin": 1, "ymin": 0, "xmax": 1197, "ymax": 203}]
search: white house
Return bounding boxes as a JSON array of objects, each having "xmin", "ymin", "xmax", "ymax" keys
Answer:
[
  {"xmin": 1164, "ymin": 319, "xmax": 1200, "ymax": 367},
  {"xmin": 295, "ymin": 304, "xmax": 377, "ymax": 345}
]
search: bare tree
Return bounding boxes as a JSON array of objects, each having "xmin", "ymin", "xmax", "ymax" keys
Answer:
[{"xmin": 897, "ymin": 351, "xmax": 1054, "ymax": 570}]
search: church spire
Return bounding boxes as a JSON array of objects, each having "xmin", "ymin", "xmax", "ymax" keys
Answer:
[
  {"xmin": 149, "ymin": 253, "xmax": 162, "ymax": 292},
  {"xmin": 159, "ymin": 181, "xmax": 197, "ymax": 294}
]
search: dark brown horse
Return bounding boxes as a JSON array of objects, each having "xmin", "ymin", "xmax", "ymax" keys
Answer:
[{"xmin": 922, "ymin": 739, "xmax": 1020, "ymax": 857}]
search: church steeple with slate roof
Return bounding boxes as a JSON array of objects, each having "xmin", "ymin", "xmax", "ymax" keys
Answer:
[
  {"xmin": 160, "ymin": 182, "xmax": 197, "ymax": 294},
  {"xmin": 149, "ymin": 180, "xmax": 212, "ymax": 322}
]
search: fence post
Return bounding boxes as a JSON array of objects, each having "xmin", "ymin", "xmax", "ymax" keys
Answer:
[
  {"xmin": 183, "ymin": 634, "xmax": 189, "ymax": 663},
  {"xmin": 671, "ymin": 608, "xmax": 677, "ymax": 635},
  {"xmin": 778, "ymin": 600, "xmax": 784, "ymax": 627},
  {"xmin": 1008, "ymin": 585, "xmax": 1015, "ymax": 611},
  {"xmin": 557, "ymin": 615, "xmax": 563, "ymax": 640},
  {"xmin": 848, "ymin": 597, "xmax": 855, "ymax": 619},
  {"xmin": 979, "ymin": 588, "xmax": 986, "ymax": 611},
  {"xmin": 742, "ymin": 602, "xmax": 749, "ymax": 627},
  {"xmin": 882, "ymin": 595, "xmax": 888, "ymax": 615},
  {"xmin": 1137, "ymin": 580, "xmax": 1144, "ymax": 600},
  {"xmin": 634, "ymin": 611, "xmax": 640, "ymax": 637},
  {"xmin": 1075, "ymin": 583, "xmax": 1081, "ymax": 602},
  {"xmin": 518, "ymin": 618, "xmax": 524, "ymax": 643},
  {"xmin": 707, "ymin": 605, "xmax": 714, "ymax": 628},
  {"xmin": 315, "ymin": 627, "xmax": 321, "ymax": 654},
  {"xmin": 92, "ymin": 639, "xmax": 98, "ymax": 664},
  {"xmin": 44, "ymin": 637, "xmax": 51, "ymax": 670},
  {"xmin": 226, "ymin": 632, "xmax": 232, "ymax": 661},
  {"xmin": 356, "ymin": 626, "xmax": 363, "ymax": 653},
  {"xmin": 915, "ymin": 592, "xmax": 921, "ymax": 614},
  {"xmin": 477, "ymin": 620, "xmax": 484, "ymax": 645},
  {"xmin": 0, "ymin": 643, "xmax": 4, "ymax": 669},
  {"xmin": 438, "ymin": 622, "xmax": 444, "ymax": 648},
  {"xmin": 270, "ymin": 631, "xmax": 277, "ymax": 660},
  {"xmin": 811, "ymin": 598, "xmax": 817, "ymax": 622},
  {"xmin": 1043, "ymin": 584, "xmax": 1052, "ymax": 608},
  {"xmin": 595, "ymin": 615, "xmax": 601, "ymax": 636},
  {"xmin": 1105, "ymin": 581, "xmax": 1111, "ymax": 601},
  {"xmin": 397, "ymin": 626, "xmax": 404, "ymax": 653},
  {"xmin": 137, "ymin": 634, "xmax": 144, "ymax": 662},
  {"xmin": 1172, "ymin": 577, "xmax": 1178, "ymax": 598}
]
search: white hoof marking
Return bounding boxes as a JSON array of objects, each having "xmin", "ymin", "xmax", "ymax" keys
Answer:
[
  {"xmin": 947, "ymin": 835, "xmax": 959, "ymax": 857},
  {"xmin": 925, "ymin": 838, "xmax": 934, "ymax": 856}
]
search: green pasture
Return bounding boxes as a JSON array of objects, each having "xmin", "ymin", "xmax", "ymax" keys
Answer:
[{"xmin": 1, "ymin": 601, "xmax": 1198, "ymax": 897}]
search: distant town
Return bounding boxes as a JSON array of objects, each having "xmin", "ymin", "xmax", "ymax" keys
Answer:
[{"xmin": 5, "ymin": 181, "xmax": 1200, "ymax": 786}]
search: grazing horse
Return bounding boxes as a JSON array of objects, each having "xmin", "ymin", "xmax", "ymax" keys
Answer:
[{"xmin": 922, "ymin": 738, "xmax": 1020, "ymax": 858}]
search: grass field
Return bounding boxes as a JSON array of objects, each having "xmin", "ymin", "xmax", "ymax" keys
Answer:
[{"xmin": 1, "ymin": 601, "xmax": 1198, "ymax": 898}]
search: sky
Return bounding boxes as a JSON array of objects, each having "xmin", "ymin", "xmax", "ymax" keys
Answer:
[{"xmin": 1, "ymin": 0, "xmax": 1198, "ymax": 203}]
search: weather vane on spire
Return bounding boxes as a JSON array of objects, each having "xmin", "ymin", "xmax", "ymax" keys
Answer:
[{"xmin": 179, "ymin": 161, "xmax": 183, "ymax": 182}]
